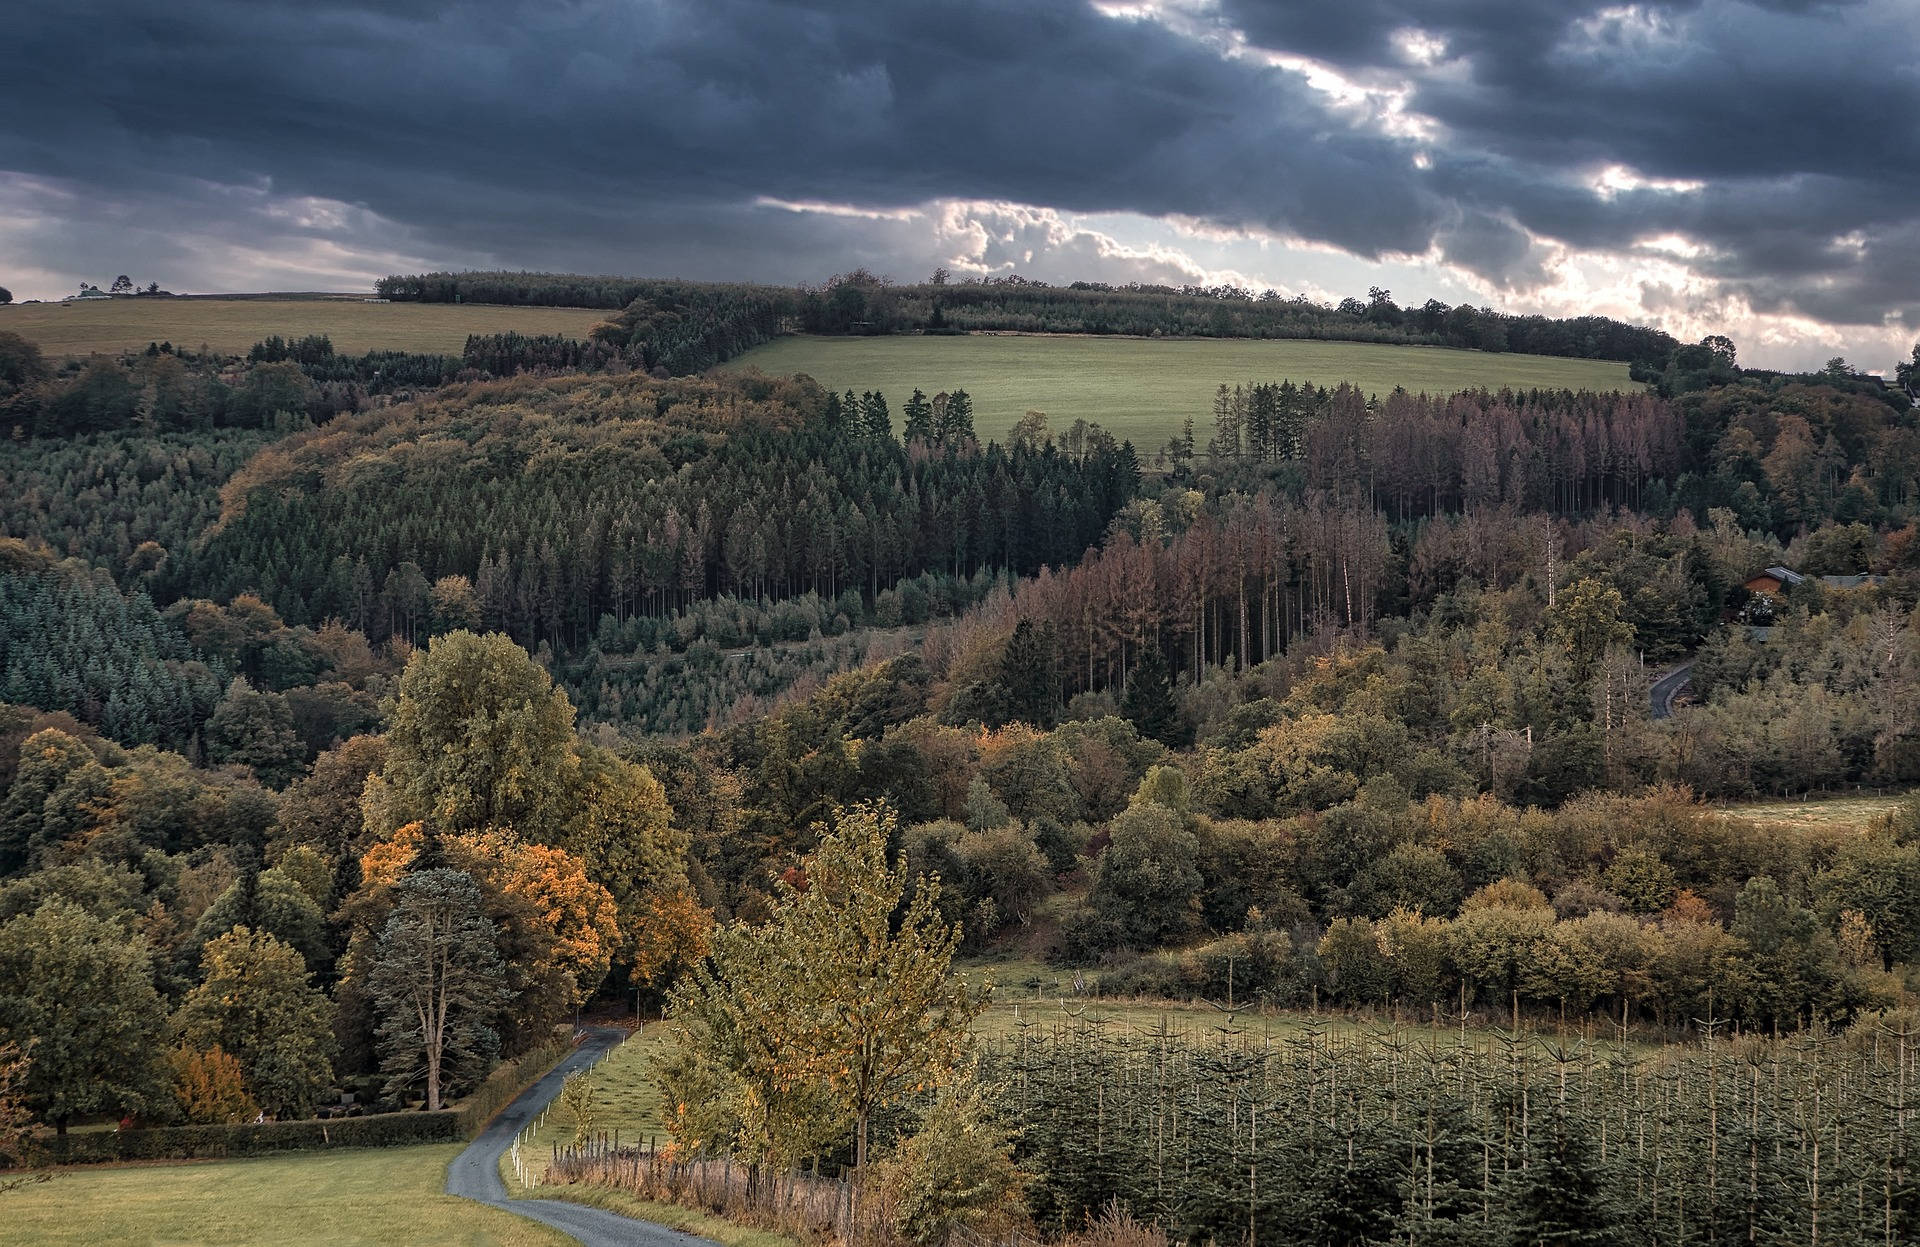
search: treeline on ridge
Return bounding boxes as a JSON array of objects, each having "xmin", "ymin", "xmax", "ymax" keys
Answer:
[{"xmin": 374, "ymin": 269, "xmax": 1678, "ymax": 364}]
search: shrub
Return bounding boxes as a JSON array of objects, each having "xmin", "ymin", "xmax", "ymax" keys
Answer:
[
  {"xmin": 34, "ymin": 1110, "xmax": 463, "ymax": 1163},
  {"xmin": 885, "ymin": 1079, "xmax": 1026, "ymax": 1246},
  {"xmin": 166, "ymin": 1045, "xmax": 258, "ymax": 1125}
]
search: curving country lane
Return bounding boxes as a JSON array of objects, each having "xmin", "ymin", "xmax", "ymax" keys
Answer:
[
  {"xmin": 446, "ymin": 1026, "xmax": 711, "ymax": 1247},
  {"xmin": 1650, "ymin": 660, "xmax": 1693, "ymax": 720}
]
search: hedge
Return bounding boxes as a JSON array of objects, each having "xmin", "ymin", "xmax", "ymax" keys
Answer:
[
  {"xmin": 33, "ymin": 1111, "xmax": 462, "ymax": 1163},
  {"xmin": 30, "ymin": 1028, "xmax": 578, "ymax": 1165}
]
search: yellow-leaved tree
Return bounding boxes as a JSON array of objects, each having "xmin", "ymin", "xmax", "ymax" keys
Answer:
[{"xmin": 661, "ymin": 801, "xmax": 983, "ymax": 1172}]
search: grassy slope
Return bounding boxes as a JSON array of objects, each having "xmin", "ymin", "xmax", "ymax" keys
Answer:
[
  {"xmin": 0, "ymin": 298, "xmax": 608, "ymax": 358},
  {"xmin": 0, "ymin": 1145, "xmax": 569, "ymax": 1247},
  {"xmin": 1711, "ymin": 792, "xmax": 1910, "ymax": 834},
  {"xmin": 723, "ymin": 333, "xmax": 1637, "ymax": 449}
]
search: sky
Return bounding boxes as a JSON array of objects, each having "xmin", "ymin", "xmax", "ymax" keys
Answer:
[{"xmin": 5, "ymin": 0, "xmax": 1918, "ymax": 371}]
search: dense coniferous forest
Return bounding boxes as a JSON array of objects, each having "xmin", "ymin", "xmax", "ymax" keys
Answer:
[{"xmin": 191, "ymin": 371, "xmax": 1138, "ymax": 651}]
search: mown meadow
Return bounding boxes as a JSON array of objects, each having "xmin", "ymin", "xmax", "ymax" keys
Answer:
[{"xmin": 723, "ymin": 333, "xmax": 1636, "ymax": 449}]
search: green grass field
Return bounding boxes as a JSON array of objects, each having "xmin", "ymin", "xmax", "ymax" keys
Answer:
[
  {"xmin": 0, "ymin": 296, "xmax": 608, "ymax": 358},
  {"xmin": 0, "ymin": 1145, "xmax": 569, "ymax": 1247},
  {"xmin": 1713, "ymin": 792, "xmax": 1910, "ymax": 835},
  {"xmin": 723, "ymin": 333, "xmax": 1637, "ymax": 450}
]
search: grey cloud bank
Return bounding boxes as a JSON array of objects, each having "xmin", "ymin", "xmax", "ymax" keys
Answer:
[{"xmin": 4, "ymin": 0, "xmax": 1915, "ymax": 369}]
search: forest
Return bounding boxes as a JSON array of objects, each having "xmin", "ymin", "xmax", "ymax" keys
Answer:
[{"xmin": 2, "ymin": 292, "xmax": 1919, "ymax": 1244}]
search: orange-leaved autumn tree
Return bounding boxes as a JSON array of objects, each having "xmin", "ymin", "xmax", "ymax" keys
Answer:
[
  {"xmin": 447, "ymin": 829, "xmax": 620, "ymax": 1007},
  {"xmin": 165, "ymin": 1044, "xmax": 258, "ymax": 1125},
  {"xmin": 629, "ymin": 886, "xmax": 713, "ymax": 993},
  {"xmin": 359, "ymin": 822, "xmax": 619, "ymax": 1009}
]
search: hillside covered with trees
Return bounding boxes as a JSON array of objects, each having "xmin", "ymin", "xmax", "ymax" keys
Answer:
[{"xmin": 3, "ymin": 286, "xmax": 1919, "ymax": 1245}]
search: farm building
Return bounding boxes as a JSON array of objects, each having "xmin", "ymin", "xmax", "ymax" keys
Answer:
[
  {"xmin": 1743, "ymin": 565, "xmax": 1885, "ymax": 596},
  {"xmin": 1743, "ymin": 566, "xmax": 1804, "ymax": 596}
]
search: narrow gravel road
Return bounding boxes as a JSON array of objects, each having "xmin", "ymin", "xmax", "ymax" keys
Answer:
[
  {"xmin": 445, "ymin": 1026, "xmax": 711, "ymax": 1247},
  {"xmin": 1649, "ymin": 661, "xmax": 1693, "ymax": 720}
]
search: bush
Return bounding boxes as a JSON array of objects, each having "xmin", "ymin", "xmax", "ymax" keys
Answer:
[{"xmin": 886, "ymin": 1079, "xmax": 1026, "ymax": 1246}]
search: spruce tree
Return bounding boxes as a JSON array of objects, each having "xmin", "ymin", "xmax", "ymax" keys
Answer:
[
  {"xmin": 1122, "ymin": 645, "xmax": 1183, "ymax": 746},
  {"xmin": 902, "ymin": 389, "xmax": 933, "ymax": 443},
  {"xmin": 945, "ymin": 389, "xmax": 975, "ymax": 446},
  {"xmin": 1000, "ymin": 618, "xmax": 1060, "ymax": 727},
  {"xmin": 1506, "ymin": 1110, "xmax": 1622, "ymax": 1246}
]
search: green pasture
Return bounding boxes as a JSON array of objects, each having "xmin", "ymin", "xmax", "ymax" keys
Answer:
[
  {"xmin": 501, "ymin": 1026, "xmax": 672, "ymax": 1194},
  {"xmin": 723, "ymin": 333, "xmax": 1637, "ymax": 450},
  {"xmin": 0, "ymin": 1145, "xmax": 568, "ymax": 1247}
]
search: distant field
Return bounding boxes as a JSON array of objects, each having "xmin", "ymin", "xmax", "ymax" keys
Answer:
[
  {"xmin": 0, "ymin": 296, "xmax": 608, "ymax": 357},
  {"xmin": 723, "ymin": 333, "xmax": 1637, "ymax": 449},
  {"xmin": 1714, "ymin": 792, "xmax": 1910, "ymax": 834},
  {"xmin": 0, "ymin": 1144, "xmax": 566, "ymax": 1247}
]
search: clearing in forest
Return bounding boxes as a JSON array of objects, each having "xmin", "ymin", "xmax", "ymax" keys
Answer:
[
  {"xmin": 723, "ymin": 333, "xmax": 1637, "ymax": 450},
  {"xmin": 1713, "ymin": 792, "xmax": 1909, "ymax": 835}
]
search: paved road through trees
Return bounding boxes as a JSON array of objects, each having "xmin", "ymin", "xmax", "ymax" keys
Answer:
[{"xmin": 445, "ymin": 1026, "xmax": 709, "ymax": 1247}]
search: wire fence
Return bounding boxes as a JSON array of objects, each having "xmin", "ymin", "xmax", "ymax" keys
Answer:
[{"xmin": 545, "ymin": 1138, "xmax": 894, "ymax": 1243}]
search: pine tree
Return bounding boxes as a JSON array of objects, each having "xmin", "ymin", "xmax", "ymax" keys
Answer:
[
  {"xmin": 366, "ymin": 869, "xmax": 507, "ymax": 1111},
  {"xmin": 1000, "ymin": 618, "xmax": 1061, "ymax": 727}
]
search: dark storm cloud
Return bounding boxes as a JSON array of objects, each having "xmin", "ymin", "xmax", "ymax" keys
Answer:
[
  {"xmin": 4, "ymin": 0, "xmax": 1917, "ymax": 332},
  {"xmin": 4, "ymin": 0, "xmax": 1442, "ymax": 263},
  {"xmin": 1218, "ymin": 0, "xmax": 1920, "ymax": 324}
]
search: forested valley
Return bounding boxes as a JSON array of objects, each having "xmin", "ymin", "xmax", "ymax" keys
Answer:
[{"xmin": 3, "ymin": 280, "xmax": 1920, "ymax": 1245}]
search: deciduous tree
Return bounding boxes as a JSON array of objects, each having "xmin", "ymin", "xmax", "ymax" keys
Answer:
[
  {"xmin": 175, "ymin": 926, "xmax": 334, "ymax": 1118},
  {"xmin": 377, "ymin": 631, "xmax": 579, "ymax": 840},
  {"xmin": 165, "ymin": 1044, "xmax": 258, "ymax": 1125},
  {"xmin": 0, "ymin": 900, "xmax": 164, "ymax": 1133}
]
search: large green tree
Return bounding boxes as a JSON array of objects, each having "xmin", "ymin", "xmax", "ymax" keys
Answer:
[
  {"xmin": 0, "ymin": 900, "xmax": 165, "ymax": 1133},
  {"xmin": 175, "ymin": 927, "xmax": 334, "ymax": 1118},
  {"xmin": 374, "ymin": 631, "xmax": 579, "ymax": 840},
  {"xmin": 205, "ymin": 677, "xmax": 305, "ymax": 788},
  {"xmin": 567, "ymin": 747, "xmax": 689, "ymax": 966},
  {"xmin": 664, "ymin": 802, "xmax": 982, "ymax": 1170}
]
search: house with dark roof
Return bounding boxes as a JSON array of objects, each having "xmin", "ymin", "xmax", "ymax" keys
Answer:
[
  {"xmin": 1742, "ymin": 566, "xmax": 1804, "ymax": 596},
  {"xmin": 1742, "ymin": 565, "xmax": 1884, "ymax": 597}
]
